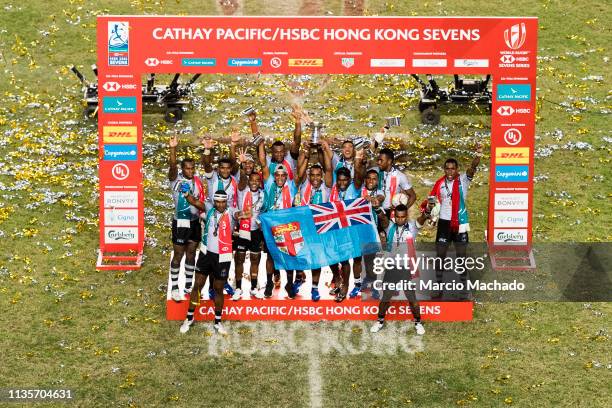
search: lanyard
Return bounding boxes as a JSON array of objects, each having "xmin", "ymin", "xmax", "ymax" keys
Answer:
[
  {"xmin": 443, "ymin": 179, "xmax": 453, "ymax": 200},
  {"xmin": 395, "ymin": 225, "xmax": 407, "ymax": 248},
  {"xmin": 273, "ymin": 185, "xmax": 283, "ymax": 209},
  {"xmin": 212, "ymin": 210, "xmax": 223, "ymax": 237},
  {"xmin": 218, "ymin": 176, "xmax": 232, "ymax": 192}
]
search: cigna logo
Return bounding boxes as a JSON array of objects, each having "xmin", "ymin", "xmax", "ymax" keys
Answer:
[{"xmin": 504, "ymin": 23, "xmax": 527, "ymax": 50}]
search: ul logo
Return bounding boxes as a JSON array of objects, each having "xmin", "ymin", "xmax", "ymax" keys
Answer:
[
  {"xmin": 503, "ymin": 128, "xmax": 522, "ymax": 146},
  {"xmin": 111, "ymin": 163, "xmax": 130, "ymax": 180}
]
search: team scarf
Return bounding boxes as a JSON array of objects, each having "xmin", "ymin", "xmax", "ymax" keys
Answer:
[
  {"xmin": 201, "ymin": 208, "xmax": 233, "ymax": 263},
  {"xmin": 269, "ymin": 159, "xmax": 294, "ymax": 180},
  {"xmin": 264, "ymin": 182, "xmax": 292, "ymax": 211},
  {"xmin": 301, "ymin": 180, "xmax": 326, "ymax": 205},
  {"xmin": 378, "ymin": 169, "xmax": 398, "ymax": 206},
  {"xmin": 386, "ymin": 222, "xmax": 419, "ymax": 277},
  {"xmin": 175, "ymin": 175, "xmax": 204, "ymax": 228},
  {"xmin": 330, "ymin": 183, "xmax": 356, "ymax": 202},
  {"xmin": 217, "ymin": 175, "xmax": 238, "ymax": 208},
  {"xmin": 238, "ymin": 189, "xmax": 262, "ymax": 240},
  {"xmin": 430, "ymin": 174, "xmax": 469, "ymax": 233}
]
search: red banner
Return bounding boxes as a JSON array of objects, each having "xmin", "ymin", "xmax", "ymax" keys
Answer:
[{"xmin": 166, "ymin": 298, "xmax": 473, "ymax": 321}]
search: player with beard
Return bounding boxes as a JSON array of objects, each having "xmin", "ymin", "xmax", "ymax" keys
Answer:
[
  {"xmin": 179, "ymin": 190, "xmax": 239, "ymax": 334},
  {"xmin": 370, "ymin": 203, "xmax": 435, "ymax": 335},
  {"xmin": 168, "ymin": 135, "xmax": 205, "ymax": 301},
  {"xmin": 322, "ymin": 141, "xmax": 366, "ymax": 302}
]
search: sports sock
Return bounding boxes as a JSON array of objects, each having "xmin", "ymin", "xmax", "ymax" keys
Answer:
[
  {"xmin": 170, "ymin": 264, "xmax": 180, "ymax": 290},
  {"xmin": 184, "ymin": 263, "xmax": 195, "ymax": 291},
  {"xmin": 214, "ymin": 311, "xmax": 222, "ymax": 325},
  {"xmin": 186, "ymin": 310, "xmax": 194, "ymax": 322}
]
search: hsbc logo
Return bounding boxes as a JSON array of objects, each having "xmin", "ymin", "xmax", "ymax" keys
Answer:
[
  {"xmin": 145, "ymin": 58, "xmax": 173, "ymax": 67},
  {"xmin": 102, "ymin": 82, "xmax": 138, "ymax": 92},
  {"xmin": 499, "ymin": 54, "xmax": 530, "ymax": 68},
  {"xmin": 498, "ymin": 106, "xmax": 515, "ymax": 116},
  {"xmin": 497, "ymin": 106, "xmax": 531, "ymax": 116},
  {"xmin": 103, "ymin": 82, "xmax": 120, "ymax": 91},
  {"xmin": 504, "ymin": 23, "xmax": 527, "ymax": 50}
]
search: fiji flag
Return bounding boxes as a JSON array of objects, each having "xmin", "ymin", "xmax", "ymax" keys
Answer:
[{"xmin": 259, "ymin": 198, "xmax": 381, "ymax": 271}]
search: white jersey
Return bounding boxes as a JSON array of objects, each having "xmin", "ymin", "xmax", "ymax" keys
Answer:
[
  {"xmin": 237, "ymin": 188, "xmax": 265, "ymax": 230},
  {"xmin": 437, "ymin": 173, "xmax": 471, "ymax": 221},
  {"xmin": 206, "ymin": 171, "xmax": 239, "ymax": 208},
  {"xmin": 170, "ymin": 172, "xmax": 203, "ymax": 221},
  {"xmin": 203, "ymin": 208, "xmax": 237, "ymax": 254},
  {"xmin": 378, "ymin": 167, "xmax": 412, "ymax": 210}
]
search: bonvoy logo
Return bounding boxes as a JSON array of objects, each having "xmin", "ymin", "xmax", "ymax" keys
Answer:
[
  {"xmin": 504, "ymin": 23, "xmax": 527, "ymax": 50},
  {"xmin": 494, "ymin": 193, "xmax": 528, "ymax": 210},
  {"xmin": 104, "ymin": 190, "xmax": 138, "ymax": 208}
]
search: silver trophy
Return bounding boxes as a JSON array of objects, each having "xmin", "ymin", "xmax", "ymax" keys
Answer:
[
  {"xmin": 308, "ymin": 122, "xmax": 324, "ymax": 146},
  {"xmin": 385, "ymin": 116, "xmax": 401, "ymax": 129},
  {"xmin": 242, "ymin": 107, "xmax": 263, "ymax": 145},
  {"xmin": 353, "ymin": 137, "xmax": 371, "ymax": 150}
]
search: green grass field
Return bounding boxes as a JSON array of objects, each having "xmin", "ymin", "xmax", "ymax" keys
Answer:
[{"xmin": 0, "ymin": 0, "xmax": 610, "ymax": 407}]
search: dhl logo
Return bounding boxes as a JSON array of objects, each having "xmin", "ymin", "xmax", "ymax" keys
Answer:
[
  {"xmin": 272, "ymin": 222, "xmax": 299, "ymax": 234},
  {"xmin": 496, "ymin": 147, "xmax": 530, "ymax": 164},
  {"xmin": 288, "ymin": 59, "xmax": 324, "ymax": 67},
  {"xmin": 102, "ymin": 126, "xmax": 137, "ymax": 143}
]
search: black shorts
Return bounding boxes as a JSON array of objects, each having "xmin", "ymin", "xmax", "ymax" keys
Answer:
[
  {"xmin": 436, "ymin": 219, "xmax": 469, "ymax": 244},
  {"xmin": 171, "ymin": 218, "xmax": 201, "ymax": 245},
  {"xmin": 234, "ymin": 229, "xmax": 264, "ymax": 253},
  {"xmin": 380, "ymin": 267, "xmax": 418, "ymax": 302},
  {"xmin": 195, "ymin": 251, "xmax": 231, "ymax": 280}
]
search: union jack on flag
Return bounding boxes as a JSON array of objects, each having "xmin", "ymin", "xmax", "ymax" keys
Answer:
[{"xmin": 310, "ymin": 198, "xmax": 373, "ymax": 234}]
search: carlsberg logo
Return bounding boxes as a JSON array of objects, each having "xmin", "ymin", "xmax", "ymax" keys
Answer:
[
  {"xmin": 496, "ymin": 231, "xmax": 525, "ymax": 242},
  {"xmin": 108, "ymin": 230, "xmax": 135, "ymax": 240}
]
